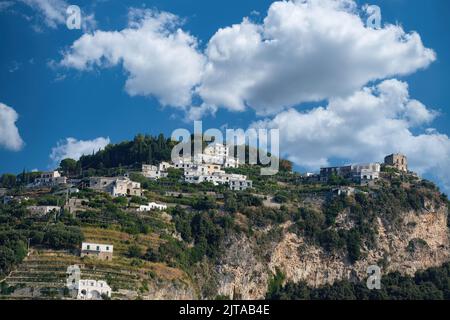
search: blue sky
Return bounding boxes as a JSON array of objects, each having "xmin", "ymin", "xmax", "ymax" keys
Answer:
[{"xmin": 0, "ymin": 0, "xmax": 449, "ymax": 192}]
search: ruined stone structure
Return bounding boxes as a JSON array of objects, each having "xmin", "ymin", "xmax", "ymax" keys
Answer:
[{"xmin": 384, "ymin": 153, "xmax": 408, "ymax": 172}]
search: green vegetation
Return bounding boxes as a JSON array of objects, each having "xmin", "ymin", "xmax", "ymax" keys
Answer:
[
  {"xmin": 0, "ymin": 202, "xmax": 84, "ymax": 278},
  {"xmin": 267, "ymin": 268, "xmax": 286, "ymax": 298},
  {"xmin": 77, "ymin": 134, "xmax": 176, "ymax": 173},
  {"xmin": 145, "ymin": 206, "xmax": 235, "ymax": 272},
  {"xmin": 267, "ymin": 262, "xmax": 450, "ymax": 300},
  {"xmin": 1, "ymin": 133, "xmax": 448, "ymax": 300}
]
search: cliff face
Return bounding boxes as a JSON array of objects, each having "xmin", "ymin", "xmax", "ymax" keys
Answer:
[
  {"xmin": 213, "ymin": 202, "xmax": 449, "ymax": 300},
  {"xmin": 118, "ymin": 281, "xmax": 196, "ymax": 300}
]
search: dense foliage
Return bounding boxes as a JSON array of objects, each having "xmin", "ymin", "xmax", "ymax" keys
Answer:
[
  {"xmin": 77, "ymin": 134, "xmax": 175, "ymax": 172},
  {"xmin": 267, "ymin": 262, "xmax": 450, "ymax": 300},
  {"xmin": 0, "ymin": 203, "xmax": 84, "ymax": 277},
  {"xmin": 144, "ymin": 206, "xmax": 235, "ymax": 271}
]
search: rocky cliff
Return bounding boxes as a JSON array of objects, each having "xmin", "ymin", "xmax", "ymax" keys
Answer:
[{"xmin": 211, "ymin": 200, "xmax": 449, "ymax": 300}]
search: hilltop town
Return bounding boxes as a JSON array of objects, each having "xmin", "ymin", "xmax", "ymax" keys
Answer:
[{"xmin": 0, "ymin": 135, "xmax": 449, "ymax": 300}]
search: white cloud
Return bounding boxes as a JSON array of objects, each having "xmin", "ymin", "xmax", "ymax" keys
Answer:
[
  {"xmin": 18, "ymin": 0, "xmax": 96, "ymax": 32},
  {"xmin": 55, "ymin": 1, "xmax": 449, "ymax": 192},
  {"xmin": 198, "ymin": 0, "xmax": 435, "ymax": 115},
  {"xmin": 252, "ymin": 79, "xmax": 450, "ymax": 192},
  {"xmin": 20, "ymin": 0, "xmax": 66, "ymax": 28},
  {"xmin": 60, "ymin": 8, "xmax": 205, "ymax": 108},
  {"xmin": 59, "ymin": 0, "xmax": 435, "ymax": 118},
  {"xmin": 185, "ymin": 103, "xmax": 218, "ymax": 122},
  {"xmin": 0, "ymin": 102, "xmax": 25, "ymax": 151},
  {"xmin": 50, "ymin": 137, "xmax": 110, "ymax": 163}
]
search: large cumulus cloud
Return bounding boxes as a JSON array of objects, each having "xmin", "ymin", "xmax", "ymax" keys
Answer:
[
  {"xmin": 252, "ymin": 79, "xmax": 450, "ymax": 192},
  {"xmin": 60, "ymin": 8, "xmax": 205, "ymax": 108},
  {"xmin": 0, "ymin": 102, "xmax": 25, "ymax": 151}
]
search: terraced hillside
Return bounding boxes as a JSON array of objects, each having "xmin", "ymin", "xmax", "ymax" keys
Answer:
[{"xmin": 0, "ymin": 227, "xmax": 196, "ymax": 300}]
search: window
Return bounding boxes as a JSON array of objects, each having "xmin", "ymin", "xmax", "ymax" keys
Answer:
[
  {"xmin": 87, "ymin": 245, "xmax": 90, "ymax": 250},
  {"xmin": 97, "ymin": 246, "xmax": 100, "ymax": 251}
]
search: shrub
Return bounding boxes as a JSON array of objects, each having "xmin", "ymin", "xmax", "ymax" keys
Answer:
[
  {"xmin": 127, "ymin": 244, "xmax": 143, "ymax": 258},
  {"xmin": 43, "ymin": 225, "xmax": 84, "ymax": 250}
]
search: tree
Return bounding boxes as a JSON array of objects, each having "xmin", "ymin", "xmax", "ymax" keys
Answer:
[
  {"xmin": 59, "ymin": 158, "xmax": 78, "ymax": 176},
  {"xmin": 346, "ymin": 229, "xmax": 361, "ymax": 263},
  {"xmin": 280, "ymin": 159, "xmax": 293, "ymax": 173},
  {"xmin": 0, "ymin": 174, "xmax": 16, "ymax": 188},
  {"xmin": 193, "ymin": 196, "xmax": 217, "ymax": 210},
  {"xmin": 274, "ymin": 192, "xmax": 289, "ymax": 204},
  {"xmin": 127, "ymin": 245, "xmax": 143, "ymax": 258},
  {"xmin": 224, "ymin": 193, "xmax": 238, "ymax": 213}
]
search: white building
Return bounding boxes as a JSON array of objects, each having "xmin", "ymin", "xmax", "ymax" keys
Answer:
[
  {"xmin": 137, "ymin": 202, "xmax": 168, "ymax": 212},
  {"xmin": 159, "ymin": 161, "xmax": 174, "ymax": 171},
  {"xmin": 333, "ymin": 186, "xmax": 356, "ymax": 196},
  {"xmin": 193, "ymin": 143, "xmax": 239, "ymax": 168},
  {"xmin": 81, "ymin": 242, "xmax": 113, "ymax": 260},
  {"xmin": 31, "ymin": 171, "xmax": 67, "ymax": 187},
  {"xmin": 77, "ymin": 280, "xmax": 111, "ymax": 300},
  {"xmin": 184, "ymin": 165, "xmax": 252, "ymax": 191},
  {"xmin": 66, "ymin": 265, "xmax": 112, "ymax": 300},
  {"xmin": 173, "ymin": 157, "xmax": 194, "ymax": 170},
  {"xmin": 224, "ymin": 157, "xmax": 239, "ymax": 168},
  {"xmin": 320, "ymin": 163, "xmax": 380, "ymax": 185},
  {"xmin": 229, "ymin": 178, "xmax": 253, "ymax": 191},
  {"xmin": 303, "ymin": 172, "xmax": 316, "ymax": 177},
  {"xmin": 66, "ymin": 265, "xmax": 81, "ymax": 290},
  {"xmin": 27, "ymin": 205, "xmax": 60, "ymax": 216},
  {"xmin": 205, "ymin": 142, "xmax": 229, "ymax": 157},
  {"xmin": 88, "ymin": 176, "xmax": 141, "ymax": 197},
  {"xmin": 142, "ymin": 164, "xmax": 168, "ymax": 180},
  {"xmin": 351, "ymin": 163, "xmax": 381, "ymax": 183},
  {"xmin": 141, "ymin": 143, "xmax": 247, "ymax": 190}
]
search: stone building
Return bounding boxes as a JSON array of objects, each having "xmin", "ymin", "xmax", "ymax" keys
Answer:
[
  {"xmin": 66, "ymin": 265, "xmax": 81, "ymax": 290},
  {"xmin": 320, "ymin": 165, "xmax": 352, "ymax": 182},
  {"xmin": 88, "ymin": 176, "xmax": 142, "ymax": 197},
  {"xmin": 142, "ymin": 164, "xmax": 168, "ymax": 180},
  {"xmin": 26, "ymin": 205, "xmax": 61, "ymax": 216},
  {"xmin": 66, "ymin": 265, "xmax": 111, "ymax": 300},
  {"xmin": 81, "ymin": 242, "xmax": 113, "ymax": 261},
  {"xmin": 320, "ymin": 163, "xmax": 380, "ymax": 185},
  {"xmin": 64, "ymin": 198, "xmax": 89, "ymax": 215},
  {"xmin": 31, "ymin": 171, "xmax": 67, "ymax": 187},
  {"xmin": 77, "ymin": 279, "xmax": 111, "ymax": 300},
  {"xmin": 384, "ymin": 153, "xmax": 408, "ymax": 172}
]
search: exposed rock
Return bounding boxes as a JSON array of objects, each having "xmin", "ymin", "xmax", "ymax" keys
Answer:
[{"xmin": 212, "ymin": 204, "xmax": 449, "ymax": 299}]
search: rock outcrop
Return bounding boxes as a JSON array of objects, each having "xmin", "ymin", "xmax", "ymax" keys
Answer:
[{"xmin": 212, "ymin": 203, "xmax": 449, "ymax": 299}]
